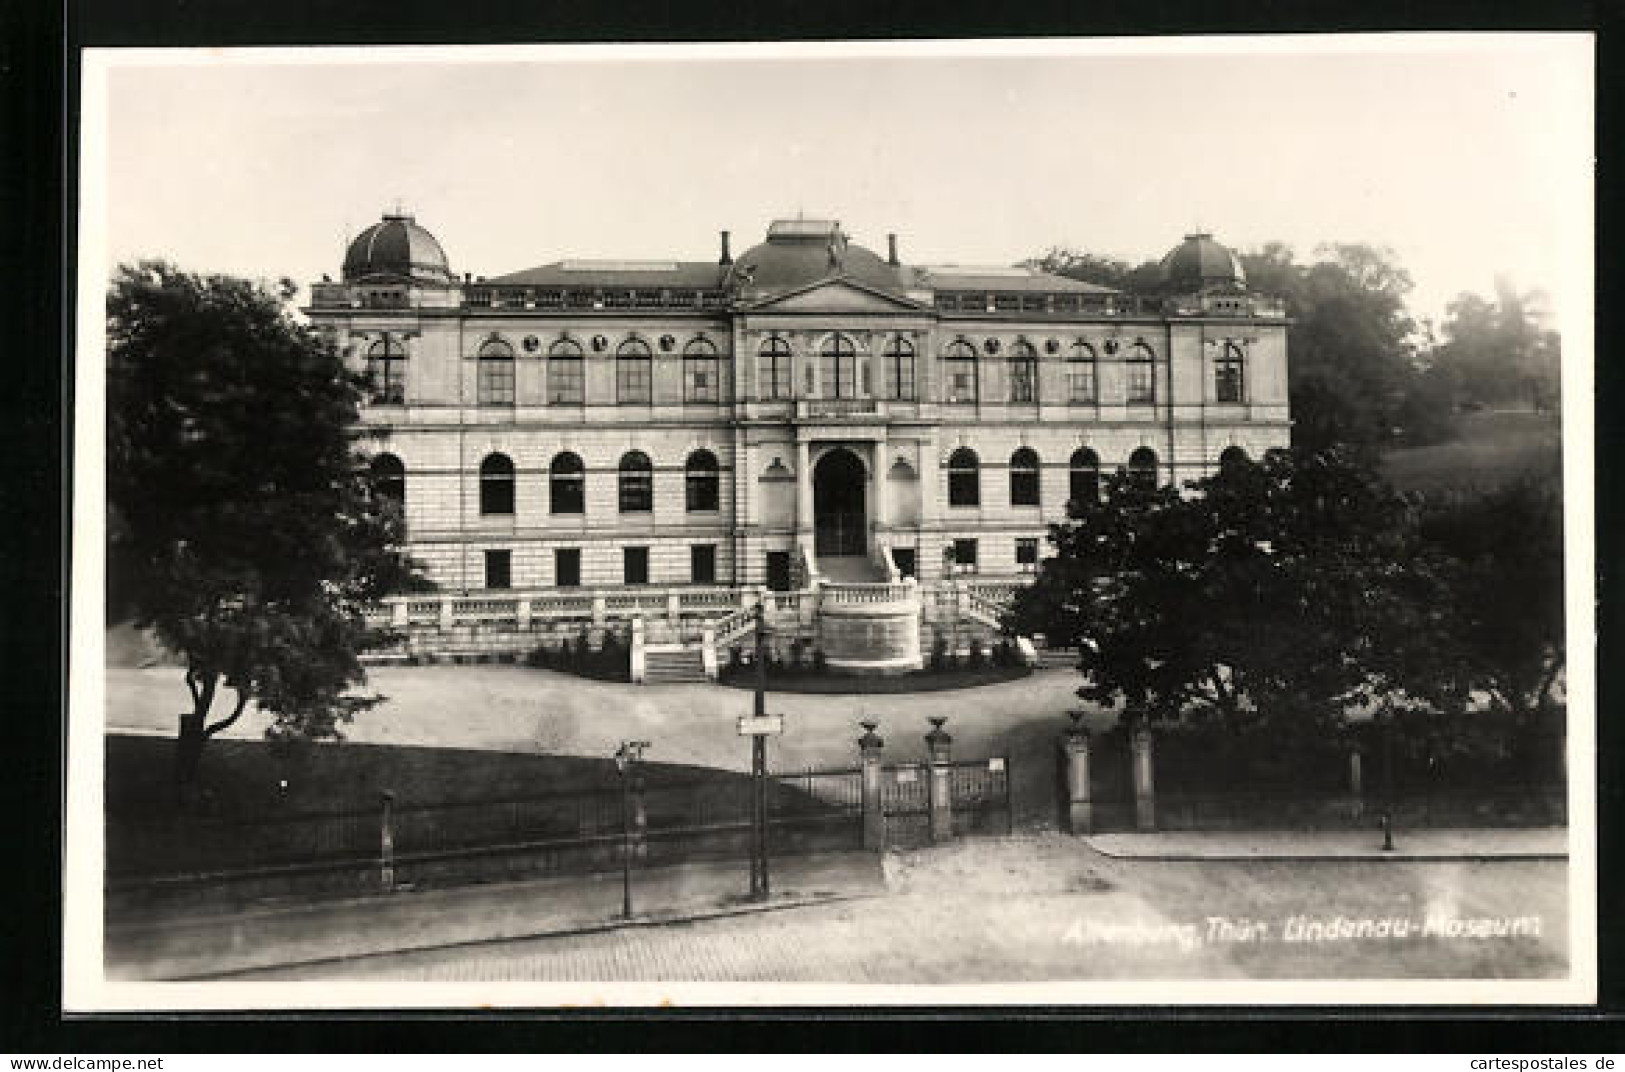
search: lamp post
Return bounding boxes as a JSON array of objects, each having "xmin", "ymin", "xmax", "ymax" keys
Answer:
[
  {"xmin": 751, "ymin": 601, "xmax": 770, "ymax": 900},
  {"xmin": 614, "ymin": 739, "xmax": 650, "ymax": 918},
  {"xmin": 942, "ymin": 544, "xmax": 959, "ymax": 662}
]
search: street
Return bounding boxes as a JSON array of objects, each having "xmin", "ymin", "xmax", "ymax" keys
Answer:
[{"xmin": 227, "ymin": 840, "xmax": 1568, "ymax": 983}]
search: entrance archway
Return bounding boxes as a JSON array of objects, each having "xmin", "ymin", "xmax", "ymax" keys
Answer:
[{"xmin": 813, "ymin": 448, "xmax": 867, "ymax": 556}]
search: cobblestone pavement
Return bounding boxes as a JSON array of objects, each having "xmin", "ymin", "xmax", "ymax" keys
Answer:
[{"xmin": 239, "ymin": 839, "xmax": 1569, "ymax": 984}]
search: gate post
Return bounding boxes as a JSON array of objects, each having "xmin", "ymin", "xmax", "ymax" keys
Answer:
[
  {"xmin": 1058, "ymin": 711, "xmax": 1093, "ymax": 835},
  {"xmin": 858, "ymin": 720, "xmax": 885, "ymax": 850},
  {"xmin": 379, "ymin": 790, "xmax": 396, "ymax": 892},
  {"xmin": 1131, "ymin": 723, "xmax": 1157, "ymax": 832},
  {"xmin": 925, "ymin": 717, "xmax": 954, "ymax": 843}
]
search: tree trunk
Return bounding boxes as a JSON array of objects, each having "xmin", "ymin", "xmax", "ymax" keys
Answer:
[{"xmin": 175, "ymin": 711, "xmax": 206, "ymax": 803}]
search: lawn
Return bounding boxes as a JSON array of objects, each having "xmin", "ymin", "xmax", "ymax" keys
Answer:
[{"xmin": 1381, "ymin": 410, "xmax": 1561, "ymax": 494}]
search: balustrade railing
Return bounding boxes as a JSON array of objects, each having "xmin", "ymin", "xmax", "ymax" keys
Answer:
[{"xmin": 821, "ymin": 581, "xmax": 917, "ymax": 606}]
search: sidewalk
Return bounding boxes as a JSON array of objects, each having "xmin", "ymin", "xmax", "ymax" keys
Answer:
[
  {"xmin": 106, "ymin": 851, "xmax": 885, "ymax": 981},
  {"xmin": 1083, "ymin": 826, "xmax": 1569, "ymax": 861}
]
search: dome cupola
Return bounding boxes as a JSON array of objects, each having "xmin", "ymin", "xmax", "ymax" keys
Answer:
[
  {"xmin": 1158, "ymin": 232, "xmax": 1246, "ymax": 293},
  {"xmin": 342, "ymin": 211, "xmax": 452, "ymax": 285},
  {"xmin": 731, "ymin": 217, "xmax": 905, "ymax": 293}
]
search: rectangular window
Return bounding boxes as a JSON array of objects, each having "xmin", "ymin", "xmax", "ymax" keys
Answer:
[
  {"xmin": 548, "ymin": 357, "xmax": 584, "ymax": 404},
  {"xmin": 760, "ymin": 355, "xmax": 792, "ymax": 400},
  {"xmin": 765, "ymin": 550, "xmax": 792, "ymax": 592},
  {"xmin": 1068, "ymin": 366, "xmax": 1097, "ymax": 404},
  {"xmin": 617, "ymin": 358, "xmax": 652, "ymax": 404},
  {"xmin": 555, "ymin": 548, "xmax": 581, "ymax": 588},
  {"xmin": 685, "ymin": 358, "xmax": 720, "ymax": 403},
  {"xmin": 623, "ymin": 546, "xmax": 649, "ymax": 586},
  {"xmin": 1009, "ymin": 361, "xmax": 1037, "ymax": 403},
  {"xmin": 1016, "ymin": 537, "xmax": 1039, "ymax": 574},
  {"xmin": 944, "ymin": 359, "xmax": 978, "ymax": 404},
  {"xmin": 1127, "ymin": 361, "xmax": 1155, "ymax": 404},
  {"xmin": 690, "ymin": 544, "xmax": 717, "ymax": 584},
  {"xmin": 891, "ymin": 353, "xmax": 917, "ymax": 400},
  {"xmin": 952, "ymin": 538, "xmax": 979, "ymax": 575},
  {"xmin": 1215, "ymin": 359, "xmax": 1244, "ymax": 403},
  {"xmin": 484, "ymin": 549, "xmax": 511, "ymax": 590}
]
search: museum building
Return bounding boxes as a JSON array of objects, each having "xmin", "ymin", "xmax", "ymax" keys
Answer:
[{"xmin": 308, "ymin": 213, "xmax": 1290, "ymax": 675}]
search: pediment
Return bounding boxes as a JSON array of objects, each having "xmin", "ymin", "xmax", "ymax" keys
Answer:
[{"xmin": 748, "ymin": 278, "xmax": 925, "ymax": 314}]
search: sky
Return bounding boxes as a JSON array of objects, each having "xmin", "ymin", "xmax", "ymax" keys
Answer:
[{"xmin": 89, "ymin": 36, "xmax": 1593, "ymax": 331}]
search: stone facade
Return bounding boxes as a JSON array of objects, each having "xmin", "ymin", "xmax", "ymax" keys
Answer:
[{"xmin": 310, "ymin": 214, "xmax": 1290, "ymax": 605}]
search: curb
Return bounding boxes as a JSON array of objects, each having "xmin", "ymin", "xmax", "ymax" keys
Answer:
[
  {"xmin": 147, "ymin": 888, "xmax": 884, "ymax": 982},
  {"xmin": 1081, "ymin": 842, "xmax": 1568, "ymax": 863}
]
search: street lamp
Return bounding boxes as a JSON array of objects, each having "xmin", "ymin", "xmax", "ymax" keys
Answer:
[{"xmin": 614, "ymin": 739, "xmax": 650, "ymax": 918}]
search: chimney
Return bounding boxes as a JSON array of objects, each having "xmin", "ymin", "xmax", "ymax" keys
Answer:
[
  {"xmin": 887, "ymin": 233, "xmax": 899, "ymax": 266},
  {"xmin": 719, "ymin": 230, "xmax": 733, "ymax": 265}
]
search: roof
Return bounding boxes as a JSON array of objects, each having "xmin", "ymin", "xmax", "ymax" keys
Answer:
[
  {"xmin": 919, "ymin": 265, "xmax": 1119, "ymax": 294},
  {"xmin": 342, "ymin": 213, "xmax": 452, "ymax": 285},
  {"xmin": 485, "ymin": 260, "xmax": 728, "ymax": 289},
  {"xmin": 1158, "ymin": 233, "xmax": 1246, "ymax": 291}
]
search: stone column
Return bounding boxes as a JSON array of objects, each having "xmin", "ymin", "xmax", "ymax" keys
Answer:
[
  {"xmin": 796, "ymin": 438, "xmax": 813, "ymax": 536},
  {"xmin": 1131, "ymin": 724, "xmax": 1157, "ymax": 832},
  {"xmin": 858, "ymin": 720, "xmax": 885, "ymax": 851},
  {"xmin": 925, "ymin": 716, "xmax": 954, "ymax": 843},
  {"xmin": 1058, "ymin": 712, "xmax": 1093, "ymax": 835},
  {"xmin": 874, "ymin": 436, "xmax": 890, "ymax": 531}
]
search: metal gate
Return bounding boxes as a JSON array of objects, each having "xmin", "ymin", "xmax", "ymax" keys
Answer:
[
  {"xmin": 949, "ymin": 757, "xmax": 1014, "ymax": 836},
  {"xmin": 881, "ymin": 762, "xmax": 930, "ymax": 848}
]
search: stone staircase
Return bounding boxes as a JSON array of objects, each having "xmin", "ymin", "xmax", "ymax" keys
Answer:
[
  {"xmin": 816, "ymin": 555, "xmax": 888, "ymax": 582},
  {"xmin": 641, "ymin": 645, "xmax": 708, "ymax": 685},
  {"xmin": 1036, "ymin": 646, "xmax": 1079, "ymax": 670}
]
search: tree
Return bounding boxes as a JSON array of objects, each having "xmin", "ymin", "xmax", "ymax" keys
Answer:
[
  {"xmin": 1022, "ymin": 247, "xmax": 1163, "ymax": 292},
  {"xmin": 1236, "ymin": 243, "xmax": 1420, "ymax": 454},
  {"xmin": 1415, "ymin": 477, "xmax": 1566, "ymax": 725},
  {"xmin": 1431, "ymin": 279, "xmax": 1562, "ymax": 412},
  {"xmin": 107, "ymin": 262, "xmax": 427, "ymax": 795},
  {"xmin": 1006, "ymin": 448, "xmax": 1438, "ymax": 742}
]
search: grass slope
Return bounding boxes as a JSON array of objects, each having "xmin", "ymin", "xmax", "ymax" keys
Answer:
[{"xmin": 1381, "ymin": 410, "xmax": 1561, "ymax": 493}]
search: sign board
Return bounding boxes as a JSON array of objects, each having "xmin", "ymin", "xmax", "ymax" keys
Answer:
[
  {"xmin": 736, "ymin": 715, "xmax": 784, "ymax": 737},
  {"xmin": 988, "ymin": 757, "xmax": 1006, "ymax": 772}
]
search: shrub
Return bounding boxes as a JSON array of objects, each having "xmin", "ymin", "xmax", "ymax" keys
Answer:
[
  {"xmin": 788, "ymin": 639, "xmax": 805, "ymax": 672},
  {"xmin": 598, "ymin": 631, "xmax": 625, "ymax": 680},
  {"xmin": 966, "ymin": 642, "xmax": 986, "ymax": 670},
  {"xmin": 812, "ymin": 648, "xmax": 828, "ymax": 673},
  {"xmin": 993, "ymin": 639, "xmax": 1014, "ymax": 667},
  {"xmin": 930, "ymin": 634, "xmax": 948, "ymax": 671}
]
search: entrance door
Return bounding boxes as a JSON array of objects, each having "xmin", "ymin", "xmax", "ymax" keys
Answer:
[{"xmin": 813, "ymin": 448, "xmax": 867, "ymax": 556}]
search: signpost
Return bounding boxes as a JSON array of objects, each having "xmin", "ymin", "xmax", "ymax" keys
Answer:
[
  {"xmin": 614, "ymin": 739, "xmax": 650, "ymax": 919},
  {"xmin": 742, "ymin": 602, "xmax": 785, "ymax": 901}
]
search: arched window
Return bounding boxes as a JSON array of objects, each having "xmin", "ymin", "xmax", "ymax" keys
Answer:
[
  {"xmin": 1009, "ymin": 447, "xmax": 1041, "ymax": 507},
  {"xmin": 818, "ymin": 333, "xmax": 859, "ymax": 399},
  {"xmin": 758, "ymin": 335, "xmax": 793, "ymax": 400},
  {"xmin": 685, "ymin": 449, "xmax": 720, "ymax": 512},
  {"xmin": 618, "ymin": 451, "xmax": 653, "ymax": 513},
  {"xmin": 549, "ymin": 452, "xmax": 584, "ymax": 514},
  {"xmin": 1126, "ymin": 343, "xmax": 1156, "ymax": 404},
  {"xmin": 1218, "ymin": 445, "xmax": 1250, "ymax": 473},
  {"xmin": 885, "ymin": 335, "xmax": 917, "ymax": 400},
  {"xmin": 943, "ymin": 340, "xmax": 978, "ymax": 404},
  {"xmin": 477, "ymin": 338, "xmax": 516, "ymax": 406},
  {"xmin": 1127, "ymin": 447, "xmax": 1159, "ymax": 490},
  {"xmin": 1069, "ymin": 448, "xmax": 1100, "ymax": 507},
  {"xmin": 1215, "ymin": 342, "xmax": 1245, "ymax": 403},
  {"xmin": 479, "ymin": 452, "xmax": 515, "ymax": 515},
  {"xmin": 365, "ymin": 335, "xmax": 407, "ymax": 405},
  {"xmin": 548, "ymin": 338, "xmax": 584, "ymax": 405},
  {"xmin": 947, "ymin": 447, "xmax": 980, "ymax": 507},
  {"xmin": 684, "ymin": 337, "xmax": 720, "ymax": 404},
  {"xmin": 1008, "ymin": 341, "xmax": 1038, "ymax": 403},
  {"xmin": 1067, "ymin": 342, "xmax": 1098, "ymax": 404},
  {"xmin": 369, "ymin": 453, "xmax": 405, "ymax": 510},
  {"xmin": 616, "ymin": 339, "xmax": 653, "ymax": 404}
]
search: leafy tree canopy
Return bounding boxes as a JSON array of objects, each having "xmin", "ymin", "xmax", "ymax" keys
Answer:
[
  {"xmin": 1431, "ymin": 278, "xmax": 1561, "ymax": 412},
  {"xmin": 107, "ymin": 262, "xmax": 426, "ymax": 789},
  {"xmin": 1006, "ymin": 448, "xmax": 1445, "ymax": 738}
]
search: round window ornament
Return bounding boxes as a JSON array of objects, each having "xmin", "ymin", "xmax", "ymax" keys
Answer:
[
  {"xmin": 1104, "ymin": 339, "xmax": 1120, "ymax": 355},
  {"xmin": 592, "ymin": 335, "xmax": 609, "ymax": 352},
  {"xmin": 983, "ymin": 338, "xmax": 1001, "ymax": 356},
  {"xmin": 659, "ymin": 335, "xmax": 676, "ymax": 352},
  {"xmin": 523, "ymin": 335, "xmax": 541, "ymax": 353},
  {"xmin": 1044, "ymin": 339, "xmax": 1060, "ymax": 355}
]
